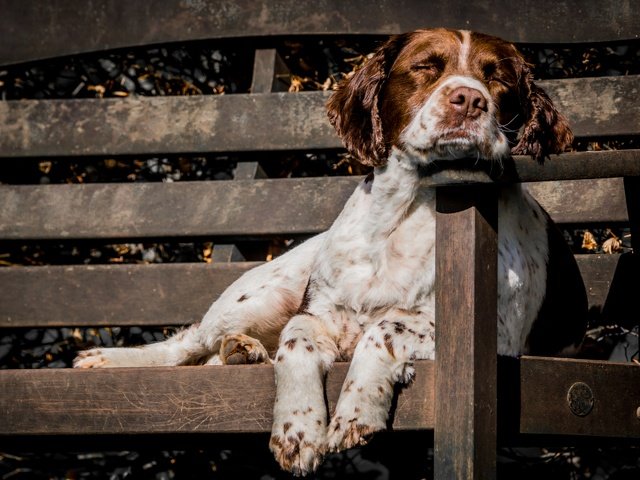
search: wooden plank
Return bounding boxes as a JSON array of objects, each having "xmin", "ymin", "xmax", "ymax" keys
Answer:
[
  {"xmin": 0, "ymin": 175, "xmax": 629, "ymax": 241},
  {"xmin": 0, "ymin": 254, "xmax": 617, "ymax": 328},
  {"xmin": 1, "ymin": 76, "xmax": 639, "ymax": 158},
  {"xmin": 0, "ymin": 361, "xmax": 435, "ymax": 436},
  {"xmin": 0, "ymin": 93, "xmax": 338, "ymax": 157},
  {"xmin": 575, "ymin": 254, "xmax": 620, "ymax": 310},
  {"xmin": 0, "ymin": 357, "xmax": 635, "ymax": 439},
  {"xmin": 527, "ymin": 178, "xmax": 628, "ymax": 224},
  {"xmin": 1, "ymin": 0, "xmax": 638, "ymax": 65},
  {"xmin": 0, "ymin": 177, "xmax": 359, "ymax": 240},
  {"xmin": 506, "ymin": 150, "xmax": 640, "ymax": 184},
  {"xmin": 0, "ymin": 262, "xmax": 259, "ymax": 328},
  {"xmin": 520, "ymin": 356, "xmax": 640, "ymax": 439},
  {"xmin": 434, "ymin": 186, "xmax": 498, "ymax": 479},
  {"xmin": 623, "ymin": 177, "xmax": 640, "ymax": 253},
  {"xmin": 541, "ymin": 76, "xmax": 640, "ymax": 138}
]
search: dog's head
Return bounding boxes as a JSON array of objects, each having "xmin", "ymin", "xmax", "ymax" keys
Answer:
[{"xmin": 327, "ymin": 29, "xmax": 573, "ymax": 168}]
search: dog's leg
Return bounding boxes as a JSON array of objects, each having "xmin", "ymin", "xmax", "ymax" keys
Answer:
[
  {"xmin": 269, "ymin": 314, "xmax": 337, "ymax": 476},
  {"xmin": 74, "ymin": 234, "xmax": 326, "ymax": 368},
  {"xmin": 73, "ymin": 323, "xmax": 207, "ymax": 368},
  {"xmin": 327, "ymin": 313, "xmax": 435, "ymax": 452}
]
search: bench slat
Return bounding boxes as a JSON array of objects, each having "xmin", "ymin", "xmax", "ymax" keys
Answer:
[
  {"xmin": 0, "ymin": 362, "xmax": 435, "ymax": 435},
  {"xmin": 0, "ymin": 262, "xmax": 259, "ymax": 328},
  {"xmin": 520, "ymin": 356, "xmax": 640, "ymax": 439},
  {"xmin": 0, "ymin": 177, "xmax": 358, "ymax": 240},
  {"xmin": 0, "ymin": 255, "xmax": 620, "ymax": 328},
  {"xmin": 1, "ymin": 0, "xmax": 638, "ymax": 65},
  {"xmin": 0, "ymin": 358, "xmax": 637, "ymax": 439},
  {"xmin": 1, "ymin": 77, "xmax": 639, "ymax": 158},
  {"xmin": 0, "ymin": 175, "xmax": 630, "ymax": 241}
]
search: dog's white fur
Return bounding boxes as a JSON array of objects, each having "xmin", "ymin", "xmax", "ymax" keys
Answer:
[{"xmin": 75, "ymin": 36, "xmax": 562, "ymax": 475}]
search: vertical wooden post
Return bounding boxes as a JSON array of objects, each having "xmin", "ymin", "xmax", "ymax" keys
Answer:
[
  {"xmin": 434, "ymin": 185, "xmax": 498, "ymax": 480},
  {"xmin": 214, "ymin": 49, "xmax": 289, "ymax": 262},
  {"xmin": 623, "ymin": 177, "xmax": 640, "ymax": 253}
]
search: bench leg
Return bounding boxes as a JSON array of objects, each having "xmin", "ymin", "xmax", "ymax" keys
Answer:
[{"xmin": 434, "ymin": 186, "xmax": 498, "ymax": 480}]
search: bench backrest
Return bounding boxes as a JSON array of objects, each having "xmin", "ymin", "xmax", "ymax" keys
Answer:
[{"xmin": 0, "ymin": 1, "xmax": 639, "ymax": 475}]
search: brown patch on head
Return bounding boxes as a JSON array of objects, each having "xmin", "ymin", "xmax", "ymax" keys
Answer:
[
  {"xmin": 284, "ymin": 338, "xmax": 297, "ymax": 350},
  {"xmin": 306, "ymin": 344, "xmax": 315, "ymax": 352},
  {"xmin": 237, "ymin": 294, "xmax": 249, "ymax": 302},
  {"xmin": 327, "ymin": 33, "xmax": 411, "ymax": 166},
  {"xmin": 468, "ymin": 31, "xmax": 573, "ymax": 162}
]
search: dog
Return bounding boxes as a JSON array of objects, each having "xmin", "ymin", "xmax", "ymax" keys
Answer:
[{"xmin": 75, "ymin": 29, "xmax": 588, "ymax": 476}]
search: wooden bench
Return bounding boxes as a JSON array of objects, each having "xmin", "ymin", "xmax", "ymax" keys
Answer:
[{"xmin": 1, "ymin": 1, "xmax": 639, "ymax": 478}]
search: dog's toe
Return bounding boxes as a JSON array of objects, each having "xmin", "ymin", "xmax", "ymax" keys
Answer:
[
  {"xmin": 73, "ymin": 349, "xmax": 108, "ymax": 368},
  {"xmin": 220, "ymin": 333, "xmax": 270, "ymax": 365}
]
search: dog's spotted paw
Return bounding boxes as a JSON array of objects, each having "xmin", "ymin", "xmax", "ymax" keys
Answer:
[
  {"xmin": 73, "ymin": 349, "xmax": 110, "ymax": 368},
  {"xmin": 327, "ymin": 416, "xmax": 380, "ymax": 452},
  {"xmin": 269, "ymin": 429, "xmax": 325, "ymax": 476},
  {"xmin": 270, "ymin": 406, "xmax": 327, "ymax": 476},
  {"xmin": 220, "ymin": 333, "xmax": 270, "ymax": 365}
]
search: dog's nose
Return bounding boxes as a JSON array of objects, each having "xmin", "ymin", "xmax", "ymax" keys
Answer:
[{"xmin": 448, "ymin": 87, "xmax": 488, "ymax": 118}]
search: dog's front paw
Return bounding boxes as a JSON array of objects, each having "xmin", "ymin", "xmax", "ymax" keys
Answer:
[
  {"xmin": 270, "ymin": 410, "xmax": 327, "ymax": 476},
  {"xmin": 327, "ymin": 415, "xmax": 383, "ymax": 452},
  {"xmin": 73, "ymin": 348, "xmax": 111, "ymax": 368},
  {"xmin": 220, "ymin": 333, "xmax": 270, "ymax": 365},
  {"xmin": 326, "ymin": 378, "xmax": 391, "ymax": 452}
]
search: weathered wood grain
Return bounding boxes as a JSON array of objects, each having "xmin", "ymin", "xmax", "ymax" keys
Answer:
[
  {"xmin": 520, "ymin": 356, "xmax": 640, "ymax": 438},
  {"xmin": 0, "ymin": 361, "xmax": 435, "ymax": 436},
  {"xmin": 0, "ymin": 254, "xmax": 619, "ymax": 328},
  {"xmin": 0, "ymin": 177, "xmax": 359, "ymax": 240},
  {"xmin": 1, "ymin": 0, "xmax": 638, "ymax": 65},
  {"xmin": 526, "ymin": 177, "xmax": 628, "ymax": 225},
  {"xmin": 0, "ymin": 262, "xmax": 259, "ymax": 328},
  {"xmin": 434, "ymin": 186, "xmax": 498, "ymax": 479},
  {"xmin": 575, "ymin": 254, "xmax": 620, "ymax": 311},
  {"xmin": 1, "ymin": 77, "xmax": 638, "ymax": 158},
  {"xmin": 0, "ymin": 93, "xmax": 337, "ymax": 157},
  {"xmin": 0, "ymin": 175, "xmax": 629, "ymax": 241},
  {"xmin": 0, "ymin": 358, "xmax": 636, "ymax": 439}
]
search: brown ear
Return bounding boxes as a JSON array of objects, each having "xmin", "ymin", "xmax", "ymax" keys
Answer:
[
  {"xmin": 327, "ymin": 35, "xmax": 406, "ymax": 167},
  {"xmin": 511, "ymin": 63, "xmax": 574, "ymax": 164}
]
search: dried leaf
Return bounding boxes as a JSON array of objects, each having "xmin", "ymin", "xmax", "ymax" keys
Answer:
[
  {"xmin": 602, "ymin": 236, "xmax": 622, "ymax": 254},
  {"xmin": 38, "ymin": 161, "xmax": 52, "ymax": 174},
  {"xmin": 581, "ymin": 231, "xmax": 598, "ymax": 251}
]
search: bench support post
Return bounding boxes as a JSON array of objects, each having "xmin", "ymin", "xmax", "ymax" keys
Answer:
[{"xmin": 434, "ymin": 185, "xmax": 498, "ymax": 480}]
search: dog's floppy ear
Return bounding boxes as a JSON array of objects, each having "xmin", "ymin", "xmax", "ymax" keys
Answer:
[
  {"xmin": 327, "ymin": 35, "xmax": 407, "ymax": 167},
  {"xmin": 511, "ymin": 60, "xmax": 574, "ymax": 164}
]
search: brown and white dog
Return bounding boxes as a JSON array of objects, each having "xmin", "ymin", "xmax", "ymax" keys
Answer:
[{"xmin": 75, "ymin": 29, "xmax": 588, "ymax": 475}]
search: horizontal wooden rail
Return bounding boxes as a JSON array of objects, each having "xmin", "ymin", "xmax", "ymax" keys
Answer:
[
  {"xmin": 1, "ymin": 77, "xmax": 639, "ymax": 158},
  {"xmin": 1, "ymin": 0, "xmax": 638, "ymax": 65},
  {"xmin": 0, "ymin": 175, "xmax": 630, "ymax": 241},
  {"xmin": 0, "ymin": 262, "xmax": 259, "ymax": 327},
  {"xmin": 0, "ymin": 177, "xmax": 357, "ymax": 240},
  {"xmin": 0, "ymin": 358, "xmax": 637, "ymax": 439},
  {"xmin": 0, "ymin": 255, "xmax": 622, "ymax": 328},
  {"xmin": 520, "ymin": 357, "xmax": 640, "ymax": 438},
  {"xmin": 0, "ymin": 362, "xmax": 435, "ymax": 435}
]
